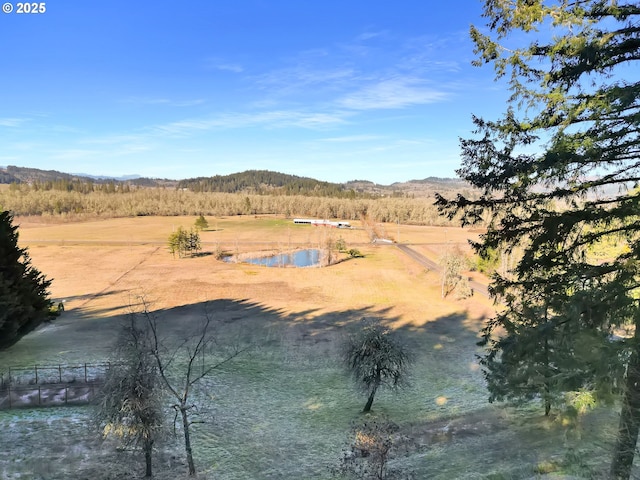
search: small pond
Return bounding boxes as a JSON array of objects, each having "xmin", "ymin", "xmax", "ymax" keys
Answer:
[{"xmin": 227, "ymin": 249, "xmax": 321, "ymax": 267}]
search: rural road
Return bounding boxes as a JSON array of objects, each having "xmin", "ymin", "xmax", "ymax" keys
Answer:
[{"xmin": 394, "ymin": 243, "xmax": 490, "ymax": 299}]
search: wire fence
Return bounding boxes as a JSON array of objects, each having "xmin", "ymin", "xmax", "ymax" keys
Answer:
[{"xmin": 0, "ymin": 363, "xmax": 118, "ymax": 410}]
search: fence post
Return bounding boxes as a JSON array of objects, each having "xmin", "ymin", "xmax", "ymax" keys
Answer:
[
  {"xmin": 58, "ymin": 364, "xmax": 62, "ymax": 383},
  {"xmin": 84, "ymin": 363, "xmax": 88, "ymax": 383},
  {"xmin": 38, "ymin": 386, "xmax": 42, "ymax": 406},
  {"xmin": 35, "ymin": 365, "xmax": 38, "ymax": 384}
]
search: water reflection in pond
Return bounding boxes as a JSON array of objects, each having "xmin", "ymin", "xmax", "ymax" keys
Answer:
[{"xmin": 228, "ymin": 249, "xmax": 321, "ymax": 267}]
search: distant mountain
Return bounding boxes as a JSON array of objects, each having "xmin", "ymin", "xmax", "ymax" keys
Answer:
[
  {"xmin": 0, "ymin": 165, "xmax": 473, "ymax": 197},
  {"xmin": 72, "ymin": 172, "xmax": 142, "ymax": 181},
  {"xmin": 0, "ymin": 166, "xmax": 175, "ymax": 188},
  {"xmin": 390, "ymin": 177, "xmax": 474, "ymax": 197},
  {"xmin": 1, "ymin": 165, "xmax": 88, "ymax": 184}
]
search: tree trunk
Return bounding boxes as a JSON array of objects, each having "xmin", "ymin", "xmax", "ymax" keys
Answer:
[
  {"xmin": 363, "ymin": 388, "xmax": 376, "ymax": 413},
  {"xmin": 610, "ymin": 318, "xmax": 640, "ymax": 479},
  {"xmin": 363, "ymin": 372, "xmax": 381, "ymax": 413},
  {"xmin": 544, "ymin": 328, "xmax": 551, "ymax": 417},
  {"xmin": 144, "ymin": 438, "xmax": 153, "ymax": 477},
  {"xmin": 181, "ymin": 407, "xmax": 196, "ymax": 476}
]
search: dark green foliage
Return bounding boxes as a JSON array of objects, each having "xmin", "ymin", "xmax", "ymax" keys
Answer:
[
  {"xmin": 479, "ymin": 291, "xmax": 623, "ymax": 416},
  {"xmin": 436, "ymin": 1, "xmax": 640, "ymax": 477},
  {"xmin": 474, "ymin": 246, "xmax": 499, "ymax": 274},
  {"xmin": 177, "ymin": 169, "xmax": 370, "ymax": 198},
  {"xmin": 343, "ymin": 319, "xmax": 412, "ymax": 413},
  {"xmin": 0, "ymin": 210, "xmax": 53, "ymax": 348},
  {"xmin": 168, "ymin": 226, "xmax": 201, "ymax": 258}
]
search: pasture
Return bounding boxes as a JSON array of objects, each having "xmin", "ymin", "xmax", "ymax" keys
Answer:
[{"xmin": 0, "ymin": 215, "xmax": 617, "ymax": 479}]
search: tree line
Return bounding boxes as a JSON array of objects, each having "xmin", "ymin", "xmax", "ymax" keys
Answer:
[{"xmin": 0, "ymin": 187, "xmax": 457, "ymax": 226}]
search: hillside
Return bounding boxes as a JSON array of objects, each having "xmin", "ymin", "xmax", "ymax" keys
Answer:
[
  {"xmin": 0, "ymin": 165, "xmax": 472, "ymax": 198},
  {"xmin": 176, "ymin": 170, "xmax": 356, "ymax": 197}
]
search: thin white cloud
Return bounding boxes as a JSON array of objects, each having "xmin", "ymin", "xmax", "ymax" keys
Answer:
[
  {"xmin": 204, "ymin": 56, "xmax": 245, "ymax": 73},
  {"xmin": 254, "ymin": 66, "xmax": 356, "ymax": 94},
  {"xmin": 120, "ymin": 97, "xmax": 206, "ymax": 107},
  {"xmin": 215, "ymin": 63, "xmax": 244, "ymax": 73},
  {"xmin": 339, "ymin": 77, "xmax": 448, "ymax": 110},
  {"xmin": 148, "ymin": 109, "xmax": 349, "ymax": 137},
  {"xmin": 355, "ymin": 31, "xmax": 388, "ymax": 42},
  {"xmin": 49, "ymin": 148, "xmax": 102, "ymax": 161},
  {"xmin": 319, "ymin": 134, "xmax": 384, "ymax": 143},
  {"xmin": 0, "ymin": 118, "xmax": 29, "ymax": 127}
]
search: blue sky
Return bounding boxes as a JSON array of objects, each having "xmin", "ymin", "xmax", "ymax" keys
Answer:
[{"xmin": 0, "ymin": 1, "xmax": 509, "ymax": 184}]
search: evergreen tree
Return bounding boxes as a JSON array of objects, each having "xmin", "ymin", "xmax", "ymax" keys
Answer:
[
  {"xmin": 436, "ymin": 2, "xmax": 640, "ymax": 477},
  {"xmin": 343, "ymin": 319, "xmax": 412, "ymax": 413},
  {"xmin": 194, "ymin": 214, "xmax": 209, "ymax": 231},
  {"xmin": 0, "ymin": 210, "xmax": 53, "ymax": 348},
  {"xmin": 168, "ymin": 226, "xmax": 201, "ymax": 258}
]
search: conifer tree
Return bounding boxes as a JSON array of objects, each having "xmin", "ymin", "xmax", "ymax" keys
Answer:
[
  {"xmin": 436, "ymin": 2, "xmax": 640, "ymax": 477},
  {"xmin": 194, "ymin": 214, "xmax": 209, "ymax": 232},
  {"xmin": 0, "ymin": 210, "xmax": 53, "ymax": 348},
  {"xmin": 343, "ymin": 319, "xmax": 412, "ymax": 413}
]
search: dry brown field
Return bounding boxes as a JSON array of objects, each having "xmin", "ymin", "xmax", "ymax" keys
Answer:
[{"xmin": 14, "ymin": 215, "xmax": 490, "ymax": 325}]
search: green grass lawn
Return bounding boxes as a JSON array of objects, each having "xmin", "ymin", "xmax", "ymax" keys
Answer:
[{"xmin": 0, "ymin": 302, "xmax": 620, "ymax": 479}]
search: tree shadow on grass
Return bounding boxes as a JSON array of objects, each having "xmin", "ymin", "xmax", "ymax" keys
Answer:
[
  {"xmin": 5, "ymin": 296, "xmax": 566, "ymax": 479},
  {"xmin": 4, "ymin": 292, "xmax": 491, "ymax": 369}
]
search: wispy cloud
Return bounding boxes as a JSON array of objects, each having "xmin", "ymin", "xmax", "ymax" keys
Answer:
[
  {"xmin": 355, "ymin": 31, "xmax": 388, "ymax": 42},
  {"xmin": 215, "ymin": 63, "xmax": 244, "ymax": 73},
  {"xmin": 120, "ymin": 97, "xmax": 206, "ymax": 107},
  {"xmin": 204, "ymin": 56, "xmax": 245, "ymax": 73},
  {"xmin": 254, "ymin": 66, "xmax": 356, "ymax": 96},
  {"xmin": 319, "ymin": 134, "xmax": 384, "ymax": 143},
  {"xmin": 0, "ymin": 117, "xmax": 29, "ymax": 127},
  {"xmin": 148, "ymin": 109, "xmax": 349, "ymax": 137},
  {"xmin": 339, "ymin": 77, "xmax": 448, "ymax": 110},
  {"xmin": 49, "ymin": 148, "xmax": 102, "ymax": 161}
]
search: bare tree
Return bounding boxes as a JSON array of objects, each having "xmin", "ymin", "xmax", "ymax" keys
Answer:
[
  {"xmin": 95, "ymin": 314, "xmax": 164, "ymax": 478},
  {"xmin": 440, "ymin": 249, "xmax": 467, "ymax": 298},
  {"xmin": 137, "ymin": 298, "xmax": 248, "ymax": 476}
]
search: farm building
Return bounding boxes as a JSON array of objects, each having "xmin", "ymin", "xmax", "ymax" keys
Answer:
[{"xmin": 293, "ymin": 219, "xmax": 351, "ymax": 228}]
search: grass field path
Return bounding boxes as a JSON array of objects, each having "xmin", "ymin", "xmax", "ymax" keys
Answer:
[{"xmin": 76, "ymin": 246, "xmax": 161, "ymax": 309}]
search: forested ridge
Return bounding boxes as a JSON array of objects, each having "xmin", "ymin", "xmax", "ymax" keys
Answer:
[{"xmin": 176, "ymin": 169, "xmax": 368, "ymax": 197}]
